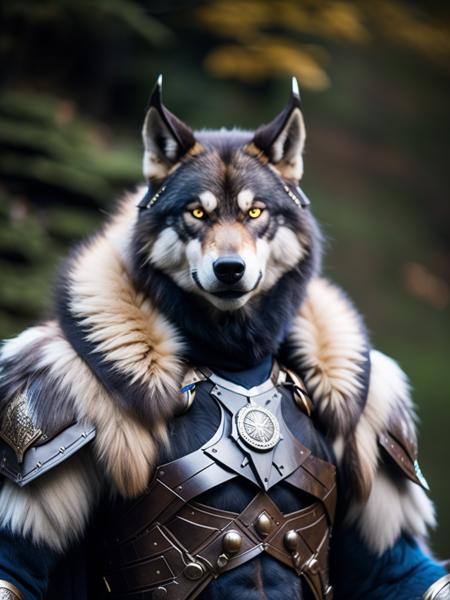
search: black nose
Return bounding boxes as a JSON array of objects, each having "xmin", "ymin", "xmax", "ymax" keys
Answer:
[{"xmin": 213, "ymin": 256, "xmax": 246, "ymax": 285}]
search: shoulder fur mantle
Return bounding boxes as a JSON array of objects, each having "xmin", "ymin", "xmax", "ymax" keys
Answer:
[{"xmin": 0, "ymin": 190, "xmax": 436, "ymax": 556}]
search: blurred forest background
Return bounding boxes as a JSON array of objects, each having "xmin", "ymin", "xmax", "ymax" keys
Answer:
[{"xmin": 0, "ymin": 0, "xmax": 448, "ymax": 555}]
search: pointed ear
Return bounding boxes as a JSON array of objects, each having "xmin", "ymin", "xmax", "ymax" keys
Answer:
[
  {"xmin": 142, "ymin": 75, "xmax": 198, "ymax": 180},
  {"xmin": 250, "ymin": 77, "xmax": 306, "ymax": 181}
]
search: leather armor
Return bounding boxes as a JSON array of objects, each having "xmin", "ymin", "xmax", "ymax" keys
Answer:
[{"xmin": 101, "ymin": 366, "xmax": 336, "ymax": 600}]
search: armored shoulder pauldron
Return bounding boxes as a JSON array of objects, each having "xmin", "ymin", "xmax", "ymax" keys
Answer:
[
  {"xmin": 0, "ymin": 391, "xmax": 95, "ymax": 486},
  {"xmin": 102, "ymin": 367, "xmax": 336, "ymax": 600}
]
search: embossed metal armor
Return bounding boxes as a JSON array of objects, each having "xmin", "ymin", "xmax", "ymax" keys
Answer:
[
  {"xmin": 101, "ymin": 366, "xmax": 337, "ymax": 600},
  {"xmin": 0, "ymin": 580, "xmax": 24, "ymax": 600}
]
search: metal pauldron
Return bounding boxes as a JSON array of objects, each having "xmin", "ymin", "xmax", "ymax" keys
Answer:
[
  {"xmin": 423, "ymin": 575, "xmax": 450, "ymax": 600},
  {"xmin": 0, "ymin": 581, "xmax": 24, "ymax": 600}
]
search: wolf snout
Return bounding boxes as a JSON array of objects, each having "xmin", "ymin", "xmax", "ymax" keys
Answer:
[{"xmin": 213, "ymin": 255, "xmax": 246, "ymax": 285}]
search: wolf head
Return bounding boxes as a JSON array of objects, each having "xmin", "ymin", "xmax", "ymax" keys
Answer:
[{"xmin": 131, "ymin": 76, "xmax": 322, "ymax": 367}]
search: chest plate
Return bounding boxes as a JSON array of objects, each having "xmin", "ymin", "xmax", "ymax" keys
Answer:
[{"xmin": 102, "ymin": 367, "xmax": 336, "ymax": 600}]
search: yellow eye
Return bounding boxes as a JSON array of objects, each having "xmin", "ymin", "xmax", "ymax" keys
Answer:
[
  {"xmin": 191, "ymin": 207, "xmax": 205, "ymax": 220},
  {"xmin": 248, "ymin": 207, "xmax": 263, "ymax": 219}
]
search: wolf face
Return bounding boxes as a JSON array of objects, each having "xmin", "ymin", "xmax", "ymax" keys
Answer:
[{"xmin": 134, "ymin": 77, "xmax": 320, "ymax": 313}]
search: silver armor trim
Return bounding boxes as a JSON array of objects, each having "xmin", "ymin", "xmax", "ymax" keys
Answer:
[
  {"xmin": 207, "ymin": 372, "xmax": 275, "ymax": 397},
  {"xmin": 0, "ymin": 421, "xmax": 96, "ymax": 487},
  {"xmin": 0, "ymin": 392, "xmax": 42, "ymax": 463},
  {"xmin": 423, "ymin": 575, "xmax": 450, "ymax": 600}
]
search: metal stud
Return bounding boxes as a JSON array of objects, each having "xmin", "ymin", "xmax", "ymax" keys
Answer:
[
  {"xmin": 184, "ymin": 562, "xmax": 205, "ymax": 581},
  {"xmin": 304, "ymin": 556, "xmax": 320, "ymax": 575},
  {"xmin": 223, "ymin": 531, "xmax": 242, "ymax": 555},
  {"xmin": 152, "ymin": 587, "xmax": 168, "ymax": 599},
  {"xmin": 284, "ymin": 529, "xmax": 300, "ymax": 552},
  {"xmin": 147, "ymin": 184, "xmax": 167, "ymax": 208},
  {"xmin": 255, "ymin": 512, "xmax": 273, "ymax": 537}
]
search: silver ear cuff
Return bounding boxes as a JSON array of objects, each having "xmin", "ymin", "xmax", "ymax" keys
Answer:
[
  {"xmin": 137, "ymin": 184, "xmax": 167, "ymax": 209},
  {"xmin": 283, "ymin": 184, "xmax": 310, "ymax": 208},
  {"xmin": 138, "ymin": 183, "xmax": 310, "ymax": 211}
]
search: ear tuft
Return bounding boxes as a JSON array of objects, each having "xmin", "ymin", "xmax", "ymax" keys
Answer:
[
  {"xmin": 142, "ymin": 75, "xmax": 197, "ymax": 180},
  {"xmin": 251, "ymin": 78, "xmax": 306, "ymax": 181}
]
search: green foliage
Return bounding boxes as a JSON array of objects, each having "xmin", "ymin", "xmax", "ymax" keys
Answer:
[{"xmin": 0, "ymin": 91, "xmax": 141, "ymax": 203}]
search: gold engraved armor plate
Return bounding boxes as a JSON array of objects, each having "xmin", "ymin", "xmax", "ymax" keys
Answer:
[{"xmin": 0, "ymin": 392, "xmax": 42, "ymax": 463}]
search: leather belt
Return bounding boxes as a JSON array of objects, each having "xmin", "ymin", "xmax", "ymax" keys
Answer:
[{"xmin": 105, "ymin": 493, "xmax": 332, "ymax": 600}]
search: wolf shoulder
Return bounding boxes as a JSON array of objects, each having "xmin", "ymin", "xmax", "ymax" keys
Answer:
[{"xmin": 342, "ymin": 348, "xmax": 436, "ymax": 556}]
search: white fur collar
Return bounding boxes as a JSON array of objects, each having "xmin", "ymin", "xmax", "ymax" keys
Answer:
[{"xmin": 67, "ymin": 191, "xmax": 370, "ymax": 439}]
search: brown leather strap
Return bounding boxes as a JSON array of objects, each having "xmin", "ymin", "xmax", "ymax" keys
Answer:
[
  {"xmin": 115, "ymin": 459, "xmax": 237, "ymax": 545},
  {"xmin": 379, "ymin": 422, "xmax": 429, "ymax": 490},
  {"xmin": 285, "ymin": 454, "xmax": 337, "ymax": 524},
  {"xmin": 104, "ymin": 493, "xmax": 333, "ymax": 600}
]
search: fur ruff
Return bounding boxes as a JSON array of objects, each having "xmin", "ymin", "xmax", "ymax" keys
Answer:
[{"xmin": 0, "ymin": 190, "xmax": 436, "ymax": 554}]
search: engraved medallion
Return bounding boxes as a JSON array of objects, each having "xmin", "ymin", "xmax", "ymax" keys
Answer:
[{"xmin": 237, "ymin": 404, "xmax": 280, "ymax": 451}]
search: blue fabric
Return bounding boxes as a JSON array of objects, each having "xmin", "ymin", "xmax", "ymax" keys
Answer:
[
  {"xmin": 0, "ymin": 526, "xmax": 59, "ymax": 599},
  {"xmin": 213, "ymin": 354, "xmax": 273, "ymax": 388},
  {"xmin": 331, "ymin": 525, "xmax": 446, "ymax": 600}
]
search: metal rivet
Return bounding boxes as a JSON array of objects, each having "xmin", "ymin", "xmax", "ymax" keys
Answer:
[
  {"xmin": 159, "ymin": 470, "xmax": 165, "ymax": 476},
  {"xmin": 152, "ymin": 586, "xmax": 167, "ymax": 599},
  {"xmin": 82, "ymin": 432, "xmax": 87, "ymax": 438},
  {"xmin": 223, "ymin": 530, "xmax": 242, "ymax": 555},
  {"xmin": 184, "ymin": 562, "xmax": 205, "ymax": 581},
  {"xmin": 59, "ymin": 446, "xmax": 65, "ymax": 453},
  {"xmin": 156, "ymin": 569, "xmax": 161, "ymax": 575},
  {"xmin": 255, "ymin": 512, "xmax": 273, "ymax": 537},
  {"xmin": 103, "ymin": 577, "xmax": 112, "ymax": 593},
  {"xmin": 305, "ymin": 556, "xmax": 320, "ymax": 575},
  {"xmin": 216, "ymin": 553, "xmax": 229, "ymax": 569},
  {"xmin": 177, "ymin": 485, "xmax": 183, "ymax": 491},
  {"xmin": 36, "ymin": 461, "xmax": 42, "ymax": 468},
  {"xmin": 212, "ymin": 448, "xmax": 217, "ymax": 453},
  {"xmin": 284, "ymin": 530, "xmax": 300, "ymax": 552}
]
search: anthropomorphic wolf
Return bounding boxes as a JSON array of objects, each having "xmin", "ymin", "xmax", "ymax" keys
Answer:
[{"xmin": 0, "ymin": 77, "xmax": 448, "ymax": 600}]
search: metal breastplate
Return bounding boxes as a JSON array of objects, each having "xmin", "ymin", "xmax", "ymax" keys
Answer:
[{"xmin": 102, "ymin": 367, "xmax": 336, "ymax": 600}]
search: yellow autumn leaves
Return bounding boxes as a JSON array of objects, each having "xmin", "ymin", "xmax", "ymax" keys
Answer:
[{"xmin": 195, "ymin": 0, "xmax": 450, "ymax": 89}]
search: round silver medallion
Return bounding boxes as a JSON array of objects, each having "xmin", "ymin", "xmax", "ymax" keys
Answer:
[{"xmin": 237, "ymin": 405, "xmax": 280, "ymax": 451}]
